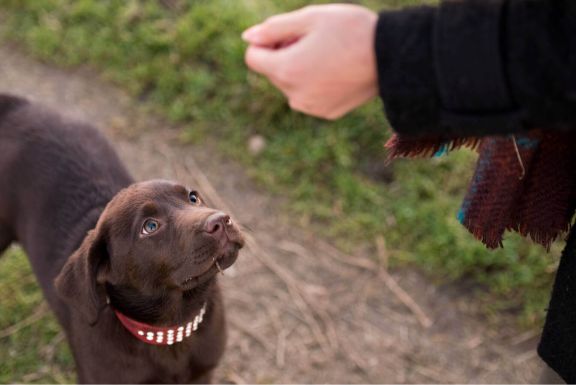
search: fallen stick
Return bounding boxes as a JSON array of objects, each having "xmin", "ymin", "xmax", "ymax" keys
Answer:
[
  {"xmin": 317, "ymin": 242, "xmax": 433, "ymax": 329},
  {"xmin": 0, "ymin": 302, "xmax": 49, "ymax": 339}
]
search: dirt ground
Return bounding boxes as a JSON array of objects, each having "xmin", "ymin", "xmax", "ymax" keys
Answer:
[{"xmin": 0, "ymin": 46, "xmax": 550, "ymax": 383}]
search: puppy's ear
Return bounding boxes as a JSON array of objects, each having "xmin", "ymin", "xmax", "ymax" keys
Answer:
[{"xmin": 55, "ymin": 228, "xmax": 109, "ymax": 325}]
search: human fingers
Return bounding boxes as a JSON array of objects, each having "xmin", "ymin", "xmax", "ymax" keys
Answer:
[
  {"xmin": 244, "ymin": 45, "xmax": 283, "ymax": 77},
  {"xmin": 242, "ymin": 7, "xmax": 311, "ymax": 47}
]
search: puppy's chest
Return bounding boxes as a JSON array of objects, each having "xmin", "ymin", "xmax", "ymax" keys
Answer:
[
  {"xmin": 89, "ymin": 345, "xmax": 201, "ymax": 383},
  {"xmin": 140, "ymin": 343, "xmax": 207, "ymax": 382}
]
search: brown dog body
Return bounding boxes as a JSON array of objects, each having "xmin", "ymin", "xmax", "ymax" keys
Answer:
[{"xmin": 0, "ymin": 94, "xmax": 243, "ymax": 383}]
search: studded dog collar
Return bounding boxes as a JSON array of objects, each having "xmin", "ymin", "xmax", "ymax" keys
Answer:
[{"xmin": 113, "ymin": 302, "xmax": 207, "ymax": 346}]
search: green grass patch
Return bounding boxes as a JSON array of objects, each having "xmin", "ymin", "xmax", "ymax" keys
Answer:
[
  {"xmin": 0, "ymin": 0, "xmax": 559, "ymax": 345},
  {"xmin": 0, "ymin": 247, "xmax": 74, "ymax": 383}
]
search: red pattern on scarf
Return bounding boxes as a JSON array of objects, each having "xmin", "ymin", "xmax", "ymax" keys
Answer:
[{"xmin": 386, "ymin": 130, "xmax": 576, "ymax": 249}]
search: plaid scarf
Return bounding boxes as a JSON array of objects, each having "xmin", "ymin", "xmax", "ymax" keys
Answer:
[{"xmin": 386, "ymin": 130, "xmax": 576, "ymax": 249}]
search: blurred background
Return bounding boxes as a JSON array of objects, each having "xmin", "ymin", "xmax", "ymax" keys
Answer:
[{"xmin": 0, "ymin": 0, "xmax": 560, "ymax": 383}]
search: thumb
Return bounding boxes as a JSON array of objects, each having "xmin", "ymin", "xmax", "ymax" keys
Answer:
[
  {"xmin": 244, "ymin": 45, "xmax": 282, "ymax": 76},
  {"xmin": 242, "ymin": 8, "xmax": 310, "ymax": 47}
]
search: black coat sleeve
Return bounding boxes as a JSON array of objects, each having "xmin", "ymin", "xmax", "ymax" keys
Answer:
[{"xmin": 375, "ymin": 0, "xmax": 576, "ymax": 138}]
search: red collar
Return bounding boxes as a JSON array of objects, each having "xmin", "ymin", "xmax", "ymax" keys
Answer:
[{"xmin": 113, "ymin": 302, "xmax": 207, "ymax": 346}]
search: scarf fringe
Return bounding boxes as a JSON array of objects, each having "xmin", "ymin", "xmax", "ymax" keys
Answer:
[
  {"xmin": 511, "ymin": 223, "xmax": 571, "ymax": 251},
  {"xmin": 386, "ymin": 129, "xmax": 576, "ymax": 250},
  {"xmin": 461, "ymin": 220, "xmax": 505, "ymax": 249},
  {"xmin": 385, "ymin": 134, "xmax": 482, "ymax": 159}
]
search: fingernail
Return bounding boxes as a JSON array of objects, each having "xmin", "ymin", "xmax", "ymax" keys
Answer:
[{"xmin": 242, "ymin": 25, "xmax": 262, "ymax": 42}]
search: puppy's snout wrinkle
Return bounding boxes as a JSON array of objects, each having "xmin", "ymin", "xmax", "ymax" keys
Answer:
[{"xmin": 203, "ymin": 212, "xmax": 231, "ymax": 239}]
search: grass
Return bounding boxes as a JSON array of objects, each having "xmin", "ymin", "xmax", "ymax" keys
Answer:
[
  {"xmin": 0, "ymin": 0, "xmax": 562, "ymax": 381},
  {"xmin": 0, "ymin": 247, "xmax": 74, "ymax": 383}
]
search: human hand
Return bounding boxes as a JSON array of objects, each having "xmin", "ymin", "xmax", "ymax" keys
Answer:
[{"xmin": 242, "ymin": 4, "xmax": 378, "ymax": 120}]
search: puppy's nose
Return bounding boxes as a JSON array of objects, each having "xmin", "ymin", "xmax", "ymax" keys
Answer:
[{"xmin": 203, "ymin": 212, "xmax": 231, "ymax": 237}]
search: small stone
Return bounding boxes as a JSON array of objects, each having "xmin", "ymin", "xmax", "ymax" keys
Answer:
[{"xmin": 248, "ymin": 135, "xmax": 266, "ymax": 156}]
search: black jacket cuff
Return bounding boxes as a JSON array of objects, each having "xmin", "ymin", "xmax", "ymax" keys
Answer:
[
  {"xmin": 375, "ymin": 1, "xmax": 522, "ymax": 138},
  {"xmin": 375, "ymin": 6, "xmax": 440, "ymax": 138}
]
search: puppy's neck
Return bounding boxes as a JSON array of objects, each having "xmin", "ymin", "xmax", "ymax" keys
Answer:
[{"xmin": 105, "ymin": 279, "xmax": 215, "ymax": 326}]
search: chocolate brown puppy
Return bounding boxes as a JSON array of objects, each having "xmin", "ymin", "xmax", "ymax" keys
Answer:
[{"xmin": 0, "ymin": 94, "xmax": 243, "ymax": 383}]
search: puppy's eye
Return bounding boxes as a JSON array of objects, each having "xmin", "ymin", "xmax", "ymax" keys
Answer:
[
  {"xmin": 189, "ymin": 191, "xmax": 200, "ymax": 205},
  {"xmin": 142, "ymin": 219, "xmax": 160, "ymax": 235}
]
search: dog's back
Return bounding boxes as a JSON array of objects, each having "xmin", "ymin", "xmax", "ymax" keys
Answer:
[{"xmin": 0, "ymin": 94, "xmax": 132, "ymax": 305}]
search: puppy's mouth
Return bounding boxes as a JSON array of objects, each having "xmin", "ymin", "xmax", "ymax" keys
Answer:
[{"xmin": 178, "ymin": 246, "xmax": 240, "ymax": 291}]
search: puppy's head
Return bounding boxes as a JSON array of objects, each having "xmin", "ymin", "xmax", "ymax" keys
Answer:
[{"xmin": 55, "ymin": 180, "xmax": 244, "ymax": 325}]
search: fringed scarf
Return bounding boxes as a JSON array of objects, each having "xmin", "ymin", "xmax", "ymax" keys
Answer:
[{"xmin": 386, "ymin": 130, "xmax": 576, "ymax": 249}]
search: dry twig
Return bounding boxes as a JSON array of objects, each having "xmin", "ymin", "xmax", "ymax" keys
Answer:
[
  {"xmin": 514, "ymin": 349, "xmax": 538, "ymax": 364},
  {"xmin": 228, "ymin": 318, "xmax": 274, "ymax": 353},
  {"xmin": 316, "ymin": 242, "xmax": 433, "ymax": 329},
  {"xmin": 0, "ymin": 302, "xmax": 50, "ymax": 339},
  {"xmin": 510, "ymin": 329, "xmax": 540, "ymax": 345},
  {"xmin": 41, "ymin": 331, "xmax": 65, "ymax": 362},
  {"xmin": 375, "ymin": 235, "xmax": 388, "ymax": 271},
  {"xmin": 276, "ymin": 328, "xmax": 289, "ymax": 368},
  {"xmin": 225, "ymin": 370, "xmax": 247, "ymax": 385}
]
